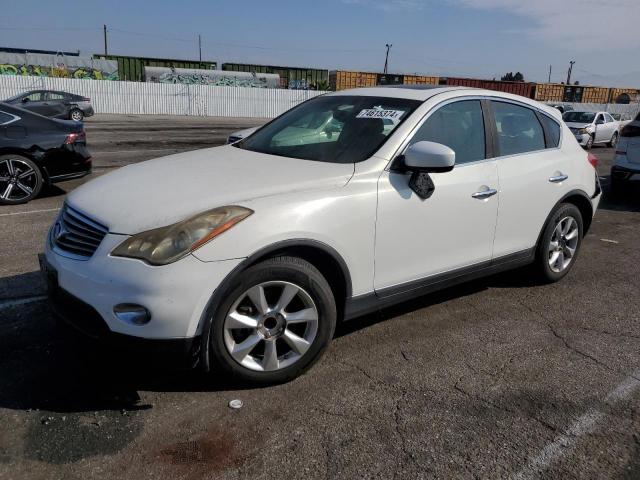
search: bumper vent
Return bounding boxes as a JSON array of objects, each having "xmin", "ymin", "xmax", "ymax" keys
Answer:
[{"xmin": 52, "ymin": 204, "xmax": 108, "ymax": 258}]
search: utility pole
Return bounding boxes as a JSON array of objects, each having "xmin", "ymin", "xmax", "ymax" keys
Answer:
[
  {"xmin": 198, "ymin": 34, "xmax": 202, "ymax": 63},
  {"xmin": 384, "ymin": 44, "xmax": 392, "ymax": 74},
  {"xmin": 566, "ymin": 60, "xmax": 575, "ymax": 85},
  {"xmin": 103, "ymin": 25, "xmax": 108, "ymax": 56},
  {"xmin": 548, "ymin": 65, "xmax": 552, "ymax": 83}
]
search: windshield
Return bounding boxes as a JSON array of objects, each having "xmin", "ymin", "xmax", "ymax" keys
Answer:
[
  {"xmin": 563, "ymin": 112, "xmax": 596, "ymax": 123},
  {"xmin": 236, "ymin": 95, "xmax": 421, "ymax": 163},
  {"xmin": 3, "ymin": 93, "xmax": 24, "ymax": 102}
]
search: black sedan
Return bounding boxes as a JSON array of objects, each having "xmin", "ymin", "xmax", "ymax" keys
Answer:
[
  {"xmin": 0, "ymin": 103, "xmax": 91, "ymax": 205},
  {"xmin": 3, "ymin": 90, "xmax": 94, "ymax": 121}
]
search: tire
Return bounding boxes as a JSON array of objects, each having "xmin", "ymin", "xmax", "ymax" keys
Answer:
[
  {"xmin": 0, "ymin": 154, "xmax": 43, "ymax": 205},
  {"xmin": 534, "ymin": 203, "xmax": 584, "ymax": 283},
  {"xmin": 607, "ymin": 132, "xmax": 619, "ymax": 148},
  {"xmin": 207, "ymin": 256, "xmax": 337, "ymax": 385},
  {"xmin": 69, "ymin": 108, "xmax": 84, "ymax": 121},
  {"xmin": 585, "ymin": 135, "xmax": 594, "ymax": 150}
]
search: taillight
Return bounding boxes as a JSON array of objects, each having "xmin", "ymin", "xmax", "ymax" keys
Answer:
[
  {"xmin": 587, "ymin": 152, "xmax": 598, "ymax": 169},
  {"xmin": 82, "ymin": 97, "xmax": 91, "ymax": 102},
  {"xmin": 65, "ymin": 131, "xmax": 86, "ymax": 144},
  {"xmin": 620, "ymin": 124, "xmax": 640, "ymax": 138}
]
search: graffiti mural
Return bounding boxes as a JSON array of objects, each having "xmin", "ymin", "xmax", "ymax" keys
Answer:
[
  {"xmin": 145, "ymin": 66, "xmax": 280, "ymax": 88},
  {"xmin": 0, "ymin": 53, "xmax": 118, "ymax": 80}
]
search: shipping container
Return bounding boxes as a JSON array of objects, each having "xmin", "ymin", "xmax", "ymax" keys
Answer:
[
  {"xmin": 533, "ymin": 83, "xmax": 565, "ymax": 102},
  {"xmin": 93, "ymin": 54, "xmax": 216, "ymax": 82},
  {"xmin": 222, "ymin": 63, "xmax": 328, "ymax": 90},
  {"xmin": 403, "ymin": 75, "xmax": 439, "ymax": 86},
  {"xmin": 329, "ymin": 70, "xmax": 377, "ymax": 90},
  {"xmin": 582, "ymin": 86, "xmax": 611, "ymax": 104},
  {"xmin": 609, "ymin": 88, "xmax": 639, "ymax": 104},
  {"xmin": 442, "ymin": 77, "xmax": 535, "ymax": 98},
  {"xmin": 563, "ymin": 85, "xmax": 584, "ymax": 103}
]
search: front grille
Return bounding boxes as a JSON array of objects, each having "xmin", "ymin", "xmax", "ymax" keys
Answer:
[{"xmin": 52, "ymin": 204, "xmax": 108, "ymax": 258}]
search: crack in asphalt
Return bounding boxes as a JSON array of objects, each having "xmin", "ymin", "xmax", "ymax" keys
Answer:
[
  {"xmin": 577, "ymin": 325, "xmax": 640, "ymax": 341},
  {"xmin": 546, "ymin": 323, "xmax": 614, "ymax": 373}
]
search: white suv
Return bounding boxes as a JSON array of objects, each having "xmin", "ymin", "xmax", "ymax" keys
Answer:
[{"xmin": 41, "ymin": 86, "xmax": 601, "ymax": 384}]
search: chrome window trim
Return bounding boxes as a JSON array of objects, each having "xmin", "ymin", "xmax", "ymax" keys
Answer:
[
  {"xmin": 0, "ymin": 110, "xmax": 21, "ymax": 126},
  {"xmin": 386, "ymin": 94, "xmax": 563, "ymax": 172}
]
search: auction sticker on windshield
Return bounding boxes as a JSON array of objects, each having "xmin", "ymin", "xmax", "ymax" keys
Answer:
[{"xmin": 356, "ymin": 109, "xmax": 406, "ymax": 120}]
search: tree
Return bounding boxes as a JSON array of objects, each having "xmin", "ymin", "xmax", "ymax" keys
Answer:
[{"xmin": 501, "ymin": 71, "xmax": 525, "ymax": 82}]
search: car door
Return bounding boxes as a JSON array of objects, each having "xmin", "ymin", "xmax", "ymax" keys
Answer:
[
  {"xmin": 20, "ymin": 92, "xmax": 48, "ymax": 115},
  {"xmin": 594, "ymin": 113, "xmax": 608, "ymax": 143},
  {"xmin": 489, "ymin": 100, "xmax": 571, "ymax": 258},
  {"xmin": 43, "ymin": 92, "xmax": 68, "ymax": 118},
  {"xmin": 374, "ymin": 99, "xmax": 499, "ymax": 294}
]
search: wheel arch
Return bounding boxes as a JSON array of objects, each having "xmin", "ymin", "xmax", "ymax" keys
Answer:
[
  {"xmin": 536, "ymin": 189, "xmax": 594, "ymax": 250},
  {"xmin": 198, "ymin": 239, "xmax": 353, "ymax": 371}
]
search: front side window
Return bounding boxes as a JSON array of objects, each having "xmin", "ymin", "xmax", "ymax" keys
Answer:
[
  {"xmin": 237, "ymin": 95, "xmax": 421, "ymax": 163},
  {"xmin": 24, "ymin": 92, "xmax": 43, "ymax": 102},
  {"xmin": 408, "ymin": 100, "xmax": 485, "ymax": 165},
  {"xmin": 492, "ymin": 101, "xmax": 545, "ymax": 156}
]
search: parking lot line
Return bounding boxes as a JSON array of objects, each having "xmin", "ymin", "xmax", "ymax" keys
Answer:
[
  {"xmin": 0, "ymin": 208, "xmax": 60, "ymax": 217},
  {"xmin": 512, "ymin": 370, "xmax": 640, "ymax": 480}
]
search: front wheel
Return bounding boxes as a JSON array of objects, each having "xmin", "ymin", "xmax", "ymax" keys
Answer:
[
  {"xmin": 0, "ymin": 154, "xmax": 43, "ymax": 205},
  {"xmin": 585, "ymin": 135, "xmax": 594, "ymax": 150},
  {"xmin": 534, "ymin": 203, "xmax": 584, "ymax": 283},
  {"xmin": 207, "ymin": 256, "xmax": 337, "ymax": 385},
  {"xmin": 69, "ymin": 108, "xmax": 84, "ymax": 121}
]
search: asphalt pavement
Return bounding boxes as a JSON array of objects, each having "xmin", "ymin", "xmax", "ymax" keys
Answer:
[{"xmin": 0, "ymin": 115, "xmax": 639, "ymax": 479}]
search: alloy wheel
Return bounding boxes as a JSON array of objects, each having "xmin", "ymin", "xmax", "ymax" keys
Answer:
[
  {"xmin": 223, "ymin": 281, "xmax": 319, "ymax": 372},
  {"xmin": 71, "ymin": 110, "xmax": 83, "ymax": 121},
  {"xmin": 0, "ymin": 158, "xmax": 38, "ymax": 202},
  {"xmin": 548, "ymin": 216, "xmax": 579, "ymax": 273}
]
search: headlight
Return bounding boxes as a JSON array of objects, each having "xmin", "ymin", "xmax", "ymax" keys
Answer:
[
  {"xmin": 577, "ymin": 128, "xmax": 589, "ymax": 135},
  {"xmin": 111, "ymin": 206, "xmax": 253, "ymax": 265}
]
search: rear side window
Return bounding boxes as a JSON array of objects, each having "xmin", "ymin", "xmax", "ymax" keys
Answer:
[
  {"xmin": 25, "ymin": 92, "xmax": 43, "ymax": 102},
  {"xmin": 409, "ymin": 100, "xmax": 486, "ymax": 165},
  {"xmin": 538, "ymin": 114, "xmax": 561, "ymax": 148},
  {"xmin": 47, "ymin": 92, "xmax": 65, "ymax": 100},
  {"xmin": 491, "ymin": 101, "xmax": 545, "ymax": 156}
]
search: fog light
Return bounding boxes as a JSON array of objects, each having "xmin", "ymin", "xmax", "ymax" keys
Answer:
[{"xmin": 113, "ymin": 304, "xmax": 151, "ymax": 325}]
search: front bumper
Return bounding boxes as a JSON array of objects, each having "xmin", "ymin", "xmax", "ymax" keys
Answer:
[
  {"xmin": 574, "ymin": 133, "xmax": 591, "ymax": 146},
  {"xmin": 43, "ymin": 229, "xmax": 243, "ymax": 341}
]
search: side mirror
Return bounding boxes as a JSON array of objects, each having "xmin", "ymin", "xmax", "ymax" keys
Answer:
[
  {"xmin": 21, "ymin": 97, "xmax": 29, "ymax": 103},
  {"xmin": 401, "ymin": 141, "xmax": 455, "ymax": 173}
]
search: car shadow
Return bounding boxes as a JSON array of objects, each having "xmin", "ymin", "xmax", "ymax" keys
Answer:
[
  {"xmin": 37, "ymin": 184, "xmax": 68, "ymax": 200},
  {"xmin": 597, "ymin": 176, "xmax": 640, "ymax": 213}
]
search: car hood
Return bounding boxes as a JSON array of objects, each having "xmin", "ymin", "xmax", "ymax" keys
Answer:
[
  {"xmin": 565, "ymin": 122, "xmax": 592, "ymax": 130},
  {"xmin": 67, "ymin": 145, "xmax": 354, "ymax": 234}
]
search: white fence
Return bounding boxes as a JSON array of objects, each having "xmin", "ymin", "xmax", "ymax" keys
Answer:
[{"xmin": 0, "ymin": 76, "xmax": 326, "ymax": 118}]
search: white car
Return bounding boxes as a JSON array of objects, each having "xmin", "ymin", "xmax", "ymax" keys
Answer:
[
  {"xmin": 563, "ymin": 111, "xmax": 620, "ymax": 149},
  {"xmin": 41, "ymin": 86, "xmax": 601, "ymax": 384},
  {"xmin": 611, "ymin": 111, "xmax": 640, "ymax": 190}
]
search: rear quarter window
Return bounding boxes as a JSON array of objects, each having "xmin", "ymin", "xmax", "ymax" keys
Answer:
[
  {"xmin": 0, "ymin": 111, "xmax": 15, "ymax": 124},
  {"xmin": 538, "ymin": 114, "xmax": 561, "ymax": 148}
]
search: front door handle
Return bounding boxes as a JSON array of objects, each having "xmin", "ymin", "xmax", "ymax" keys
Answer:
[
  {"xmin": 471, "ymin": 188, "xmax": 498, "ymax": 200},
  {"xmin": 549, "ymin": 174, "xmax": 568, "ymax": 183}
]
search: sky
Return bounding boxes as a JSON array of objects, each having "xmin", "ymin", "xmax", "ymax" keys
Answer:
[{"xmin": 1, "ymin": 0, "xmax": 639, "ymax": 86}]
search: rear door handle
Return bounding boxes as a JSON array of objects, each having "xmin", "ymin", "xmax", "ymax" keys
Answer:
[
  {"xmin": 471, "ymin": 188, "xmax": 498, "ymax": 200},
  {"xmin": 549, "ymin": 174, "xmax": 568, "ymax": 183}
]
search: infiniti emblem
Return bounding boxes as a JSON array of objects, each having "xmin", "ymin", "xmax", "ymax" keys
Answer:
[{"xmin": 53, "ymin": 222, "xmax": 67, "ymax": 242}]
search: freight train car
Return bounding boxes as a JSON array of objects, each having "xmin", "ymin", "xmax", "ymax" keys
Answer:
[
  {"xmin": 93, "ymin": 54, "xmax": 217, "ymax": 82},
  {"xmin": 223, "ymin": 63, "xmax": 328, "ymax": 90},
  {"xmin": 442, "ymin": 77, "xmax": 536, "ymax": 99}
]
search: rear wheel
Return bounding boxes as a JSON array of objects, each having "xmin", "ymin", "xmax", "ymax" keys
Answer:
[
  {"xmin": 207, "ymin": 256, "xmax": 336, "ymax": 385},
  {"xmin": 69, "ymin": 108, "xmax": 84, "ymax": 121},
  {"xmin": 534, "ymin": 203, "xmax": 584, "ymax": 283},
  {"xmin": 0, "ymin": 155, "xmax": 43, "ymax": 205}
]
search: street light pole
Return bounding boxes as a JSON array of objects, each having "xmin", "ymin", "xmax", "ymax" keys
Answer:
[
  {"xmin": 566, "ymin": 60, "xmax": 575, "ymax": 85},
  {"xmin": 384, "ymin": 44, "xmax": 392, "ymax": 74},
  {"xmin": 103, "ymin": 25, "xmax": 108, "ymax": 56},
  {"xmin": 198, "ymin": 34, "xmax": 202, "ymax": 63}
]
